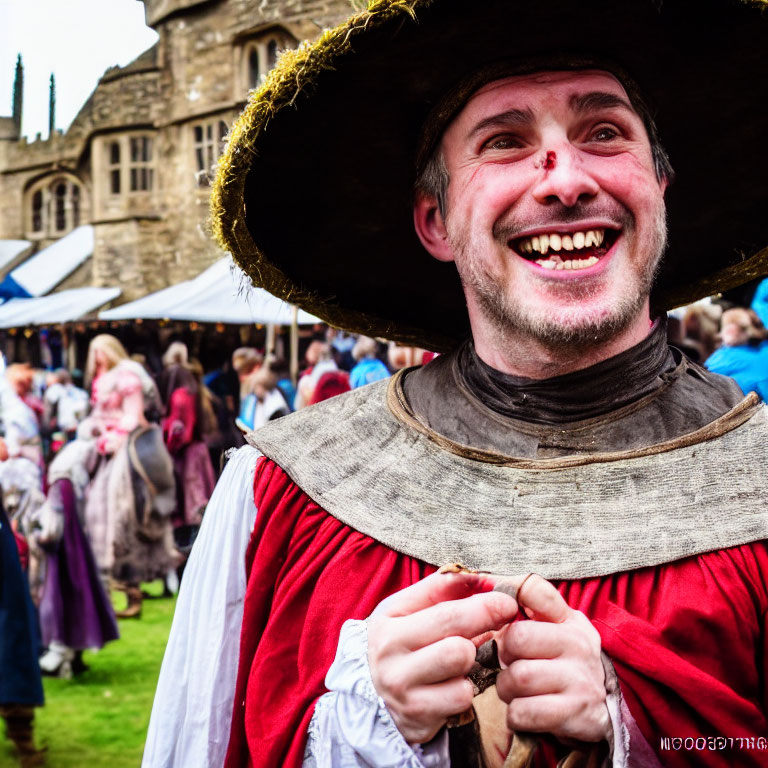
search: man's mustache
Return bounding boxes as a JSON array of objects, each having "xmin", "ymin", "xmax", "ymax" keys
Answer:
[{"xmin": 492, "ymin": 202, "xmax": 635, "ymax": 242}]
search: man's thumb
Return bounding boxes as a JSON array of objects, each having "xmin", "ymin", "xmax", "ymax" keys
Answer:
[{"xmin": 492, "ymin": 573, "xmax": 569, "ymax": 623}]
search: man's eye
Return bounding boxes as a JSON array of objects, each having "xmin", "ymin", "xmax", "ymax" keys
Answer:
[
  {"xmin": 482, "ymin": 135, "xmax": 523, "ymax": 151},
  {"xmin": 590, "ymin": 126, "xmax": 619, "ymax": 142}
]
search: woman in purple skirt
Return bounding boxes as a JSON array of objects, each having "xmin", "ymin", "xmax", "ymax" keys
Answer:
[{"xmin": 37, "ymin": 439, "xmax": 119, "ymax": 677}]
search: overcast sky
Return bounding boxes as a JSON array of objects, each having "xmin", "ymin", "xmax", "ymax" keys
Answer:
[{"xmin": 0, "ymin": 0, "xmax": 158, "ymax": 138}]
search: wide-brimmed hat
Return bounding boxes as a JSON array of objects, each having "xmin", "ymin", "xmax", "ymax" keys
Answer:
[{"xmin": 213, "ymin": 0, "xmax": 768, "ymax": 351}]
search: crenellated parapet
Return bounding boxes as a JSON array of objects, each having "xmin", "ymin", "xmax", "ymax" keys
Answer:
[{"xmin": 2, "ymin": 130, "xmax": 82, "ymax": 173}]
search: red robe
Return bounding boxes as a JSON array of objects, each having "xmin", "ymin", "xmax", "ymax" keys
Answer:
[{"xmin": 225, "ymin": 457, "xmax": 768, "ymax": 767}]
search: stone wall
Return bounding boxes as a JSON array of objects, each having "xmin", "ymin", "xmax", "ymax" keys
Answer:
[{"xmin": 0, "ymin": 0, "xmax": 353, "ymax": 307}]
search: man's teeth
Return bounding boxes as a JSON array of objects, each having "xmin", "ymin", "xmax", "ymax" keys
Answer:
[
  {"xmin": 518, "ymin": 229, "xmax": 606, "ymax": 256},
  {"xmin": 536, "ymin": 255, "xmax": 599, "ymax": 270}
]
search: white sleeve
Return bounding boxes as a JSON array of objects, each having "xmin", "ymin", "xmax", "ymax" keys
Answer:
[
  {"xmin": 142, "ymin": 445, "xmax": 261, "ymax": 768},
  {"xmin": 303, "ymin": 619, "xmax": 450, "ymax": 768},
  {"xmin": 603, "ymin": 654, "xmax": 662, "ymax": 768}
]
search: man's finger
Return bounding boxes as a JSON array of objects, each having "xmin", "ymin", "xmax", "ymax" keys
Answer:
[
  {"xmin": 495, "ymin": 658, "xmax": 571, "ymax": 700},
  {"xmin": 506, "ymin": 692, "xmax": 609, "ymax": 742},
  {"xmin": 506, "ymin": 692, "xmax": 574, "ymax": 735},
  {"xmin": 392, "ymin": 590, "xmax": 518, "ymax": 650},
  {"xmin": 392, "ymin": 677, "xmax": 476, "ymax": 743},
  {"xmin": 492, "ymin": 573, "xmax": 570, "ymax": 623},
  {"xmin": 386, "ymin": 635, "xmax": 477, "ymax": 687},
  {"xmin": 497, "ymin": 618, "xmax": 570, "ymax": 662},
  {"xmin": 373, "ymin": 570, "xmax": 496, "ymax": 619}
]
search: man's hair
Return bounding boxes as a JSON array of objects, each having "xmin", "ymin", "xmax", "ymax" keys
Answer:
[{"xmin": 415, "ymin": 64, "xmax": 674, "ymax": 219}]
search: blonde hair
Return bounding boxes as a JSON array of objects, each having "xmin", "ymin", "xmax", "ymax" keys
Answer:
[
  {"xmin": 162, "ymin": 341, "xmax": 189, "ymax": 368},
  {"xmin": 85, "ymin": 334, "xmax": 128, "ymax": 387}
]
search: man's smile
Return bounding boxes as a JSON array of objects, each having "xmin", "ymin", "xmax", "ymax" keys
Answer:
[{"xmin": 510, "ymin": 226, "xmax": 621, "ymax": 272}]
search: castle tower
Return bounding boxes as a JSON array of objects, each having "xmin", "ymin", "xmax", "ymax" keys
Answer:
[{"xmin": 12, "ymin": 54, "xmax": 23, "ymax": 135}]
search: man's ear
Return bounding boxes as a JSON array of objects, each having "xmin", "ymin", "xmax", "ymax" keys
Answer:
[{"xmin": 413, "ymin": 193, "xmax": 455, "ymax": 263}]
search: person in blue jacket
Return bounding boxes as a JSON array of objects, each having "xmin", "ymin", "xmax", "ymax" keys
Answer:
[
  {"xmin": 349, "ymin": 337, "xmax": 390, "ymax": 389},
  {"xmin": 751, "ymin": 277, "xmax": 768, "ymax": 329},
  {"xmin": 705, "ymin": 307, "xmax": 768, "ymax": 402}
]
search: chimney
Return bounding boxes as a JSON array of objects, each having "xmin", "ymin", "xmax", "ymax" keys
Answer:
[{"xmin": 12, "ymin": 54, "xmax": 23, "ymax": 136}]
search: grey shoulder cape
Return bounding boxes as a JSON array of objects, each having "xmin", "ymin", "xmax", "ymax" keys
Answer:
[{"xmin": 246, "ymin": 373, "xmax": 768, "ymax": 579}]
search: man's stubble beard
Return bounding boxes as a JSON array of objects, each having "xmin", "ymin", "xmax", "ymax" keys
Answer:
[{"xmin": 450, "ymin": 201, "xmax": 668, "ymax": 352}]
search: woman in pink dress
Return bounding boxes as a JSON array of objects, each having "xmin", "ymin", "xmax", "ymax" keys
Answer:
[{"xmin": 81, "ymin": 335, "xmax": 175, "ymax": 618}]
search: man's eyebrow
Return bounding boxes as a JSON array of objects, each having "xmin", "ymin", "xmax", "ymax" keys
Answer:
[
  {"xmin": 468, "ymin": 107, "xmax": 535, "ymax": 137},
  {"xmin": 569, "ymin": 91, "xmax": 635, "ymax": 115}
]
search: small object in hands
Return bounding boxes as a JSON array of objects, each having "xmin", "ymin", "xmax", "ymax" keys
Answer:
[{"xmin": 438, "ymin": 564, "xmax": 604, "ymax": 768}]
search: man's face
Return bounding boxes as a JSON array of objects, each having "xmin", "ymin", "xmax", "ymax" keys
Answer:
[{"xmin": 418, "ymin": 70, "xmax": 668, "ymax": 348}]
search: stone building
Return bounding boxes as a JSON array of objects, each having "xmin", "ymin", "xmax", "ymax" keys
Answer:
[{"xmin": 0, "ymin": 0, "xmax": 350, "ymax": 303}]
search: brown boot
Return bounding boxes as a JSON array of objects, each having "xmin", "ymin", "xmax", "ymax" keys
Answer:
[
  {"xmin": 115, "ymin": 586, "xmax": 142, "ymax": 619},
  {"xmin": 1, "ymin": 706, "xmax": 46, "ymax": 766}
]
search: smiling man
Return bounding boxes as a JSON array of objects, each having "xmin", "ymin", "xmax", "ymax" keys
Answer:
[
  {"xmin": 144, "ymin": 2, "xmax": 768, "ymax": 768},
  {"xmin": 414, "ymin": 69, "xmax": 669, "ymax": 375}
]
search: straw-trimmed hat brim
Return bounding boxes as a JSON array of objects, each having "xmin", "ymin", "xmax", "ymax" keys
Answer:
[{"xmin": 213, "ymin": 0, "xmax": 768, "ymax": 351}]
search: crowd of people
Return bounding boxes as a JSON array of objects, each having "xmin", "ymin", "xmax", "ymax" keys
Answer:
[
  {"xmin": 1, "ymin": 298, "xmax": 766, "ymax": 765},
  {"xmin": 0, "ymin": 324, "xmax": 440, "ymax": 765},
  {"xmin": 2, "ymin": 297, "xmax": 767, "ymax": 765}
]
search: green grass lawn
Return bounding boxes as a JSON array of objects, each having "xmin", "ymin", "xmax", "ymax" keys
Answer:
[{"xmin": 2, "ymin": 581, "xmax": 176, "ymax": 768}]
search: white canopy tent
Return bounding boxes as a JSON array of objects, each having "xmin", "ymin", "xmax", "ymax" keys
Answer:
[
  {"xmin": 100, "ymin": 258, "xmax": 322, "ymax": 381},
  {"xmin": 0, "ymin": 286, "xmax": 122, "ymax": 329},
  {"xmin": 0, "ymin": 239, "xmax": 32, "ymax": 272},
  {"xmin": 7, "ymin": 226, "xmax": 94, "ymax": 297},
  {"xmin": 99, "ymin": 257, "xmax": 321, "ymax": 325}
]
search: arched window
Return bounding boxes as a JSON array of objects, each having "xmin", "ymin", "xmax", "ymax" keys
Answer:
[
  {"xmin": 54, "ymin": 183, "xmax": 67, "ymax": 231},
  {"xmin": 27, "ymin": 175, "xmax": 85, "ymax": 238},
  {"xmin": 267, "ymin": 39, "xmax": 279, "ymax": 70},
  {"xmin": 248, "ymin": 48, "xmax": 260, "ymax": 89},
  {"xmin": 32, "ymin": 190, "xmax": 44, "ymax": 233}
]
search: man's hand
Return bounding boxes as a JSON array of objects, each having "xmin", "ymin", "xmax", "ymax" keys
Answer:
[
  {"xmin": 367, "ymin": 570, "xmax": 518, "ymax": 744},
  {"xmin": 494, "ymin": 574, "xmax": 610, "ymax": 743}
]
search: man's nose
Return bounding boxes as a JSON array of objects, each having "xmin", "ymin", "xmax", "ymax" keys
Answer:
[{"xmin": 531, "ymin": 144, "xmax": 599, "ymax": 208}]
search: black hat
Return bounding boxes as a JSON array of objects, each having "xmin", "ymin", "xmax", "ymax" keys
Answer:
[{"xmin": 212, "ymin": 0, "xmax": 768, "ymax": 351}]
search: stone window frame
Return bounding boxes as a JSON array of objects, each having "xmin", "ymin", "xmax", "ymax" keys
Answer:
[
  {"xmin": 193, "ymin": 119, "xmax": 229, "ymax": 187},
  {"xmin": 25, "ymin": 173, "xmax": 86, "ymax": 239},
  {"xmin": 108, "ymin": 140, "xmax": 122, "ymax": 195},
  {"xmin": 129, "ymin": 135, "xmax": 154, "ymax": 192},
  {"xmin": 104, "ymin": 132, "xmax": 157, "ymax": 198},
  {"xmin": 238, "ymin": 28, "xmax": 298, "ymax": 95}
]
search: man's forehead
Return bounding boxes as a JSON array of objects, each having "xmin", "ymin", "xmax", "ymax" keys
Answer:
[{"xmin": 462, "ymin": 69, "xmax": 629, "ymax": 115}]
